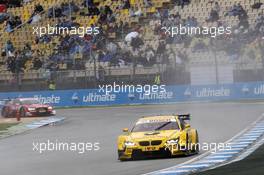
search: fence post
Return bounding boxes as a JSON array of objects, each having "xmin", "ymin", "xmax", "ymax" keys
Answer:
[{"xmin": 16, "ymin": 109, "xmax": 20, "ymax": 122}]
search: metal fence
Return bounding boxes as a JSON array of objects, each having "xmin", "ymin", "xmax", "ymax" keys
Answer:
[
  {"xmin": 0, "ymin": 66, "xmax": 168, "ymax": 92},
  {"xmin": 1, "ymin": 49, "xmax": 264, "ymax": 92}
]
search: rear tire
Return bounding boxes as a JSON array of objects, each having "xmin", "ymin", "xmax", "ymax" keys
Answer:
[
  {"xmin": 185, "ymin": 131, "xmax": 199, "ymax": 156},
  {"xmin": 193, "ymin": 131, "xmax": 199, "ymax": 154},
  {"xmin": 184, "ymin": 134, "xmax": 192, "ymax": 156}
]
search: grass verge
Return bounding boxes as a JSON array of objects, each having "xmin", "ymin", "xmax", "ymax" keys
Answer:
[{"xmin": 0, "ymin": 123, "xmax": 18, "ymax": 135}]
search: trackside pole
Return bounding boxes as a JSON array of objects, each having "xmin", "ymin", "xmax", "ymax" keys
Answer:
[{"xmin": 16, "ymin": 110, "xmax": 20, "ymax": 121}]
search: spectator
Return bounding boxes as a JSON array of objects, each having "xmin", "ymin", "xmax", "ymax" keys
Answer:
[
  {"xmin": 144, "ymin": 0, "xmax": 152, "ymax": 8},
  {"xmin": 48, "ymin": 80, "xmax": 56, "ymax": 90},
  {"xmin": 206, "ymin": 8, "xmax": 219, "ymax": 23},
  {"xmin": 6, "ymin": 0, "xmax": 22, "ymax": 7},
  {"xmin": 97, "ymin": 65, "xmax": 106, "ymax": 82},
  {"xmin": 156, "ymin": 40, "xmax": 166, "ymax": 56},
  {"xmin": 121, "ymin": 0, "xmax": 130, "ymax": 9},
  {"xmin": 106, "ymin": 41, "xmax": 118, "ymax": 54},
  {"xmin": 1, "ymin": 48, "xmax": 6, "ymax": 57},
  {"xmin": 23, "ymin": 43, "xmax": 32, "ymax": 58},
  {"xmin": 213, "ymin": 2, "xmax": 220, "ymax": 14},
  {"xmin": 225, "ymin": 3, "xmax": 245, "ymax": 17},
  {"xmin": 28, "ymin": 4, "xmax": 43, "ymax": 23},
  {"xmin": 6, "ymin": 15, "xmax": 22, "ymax": 32},
  {"xmin": 155, "ymin": 40, "xmax": 166, "ymax": 64},
  {"xmin": 34, "ymin": 4, "xmax": 44, "ymax": 14},
  {"xmin": 48, "ymin": 6, "xmax": 63, "ymax": 18},
  {"xmin": 88, "ymin": 5, "xmax": 100, "ymax": 16},
  {"xmin": 0, "ymin": 9, "xmax": 9, "ymax": 24},
  {"xmin": 251, "ymin": 1, "xmax": 263, "ymax": 9},
  {"xmin": 256, "ymin": 12, "xmax": 264, "ymax": 31},
  {"xmin": 153, "ymin": 9, "xmax": 161, "ymax": 19},
  {"xmin": 130, "ymin": 36, "xmax": 144, "ymax": 51},
  {"xmin": 61, "ymin": 2, "xmax": 79, "ymax": 16},
  {"xmin": 5, "ymin": 40, "xmax": 14, "ymax": 54},
  {"xmin": 0, "ymin": 3, "xmax": 6, "ymax": 13},
  {"xmin": 130, "ymin": 6, "xmax": 142, "ymax": 17},
  {"xmin": 99, "ymin": 6, "xmax": 108, "ymax": 23},
  {"xmin": 186, "ymin": 16, "xmax": 197, "ymax": 27},
  {"xmin": 29, "ymin": 13, "xmax": 41, "ymax": 24},
  {"xmin": 173, "ymin": 0, "xmax": 190, "ymax": 9},
  {"xmin": 35, "ymin": 34, "xmax": 52, "ymax": 44},
  {"xmin": 105, "ymin": 5, "xmax": 113, "ymax": 15},
  {"xmin": 192, "ymin": 39, "xmax": 208, "ymax": 52},
  {"xmin": 7, "ymin": 56, "xmax": 16, "ymax": 73},
  {"xmin": 83, "ymin": 0, "xmax": 94, "ymax": 7},
  {"xmin": 144, "ymin": 45, "xmax": 155, "ymax": 66},
  {"xmin": 154, "ymin": 73, "xmax": 161, "ymax": 85}
]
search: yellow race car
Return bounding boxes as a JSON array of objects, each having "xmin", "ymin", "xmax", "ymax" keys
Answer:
[{"xmin": 117, "ymin": 114, "xmax": 199, "ymax": 161}]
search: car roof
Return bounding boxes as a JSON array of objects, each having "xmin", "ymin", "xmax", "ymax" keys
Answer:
[{"xmin": 137, "ymin": 115, "xmax": 177, "ymax": 123}]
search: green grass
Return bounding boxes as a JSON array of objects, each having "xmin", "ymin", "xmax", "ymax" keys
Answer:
[{"xmin": 0, "ymin": 123, "xmax": 18, "ymax": 132}]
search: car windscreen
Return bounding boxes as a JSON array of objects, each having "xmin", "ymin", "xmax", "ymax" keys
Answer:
[
  {"xmin": 132, "ymin": 121, "xmax": 179, "ymax": 132},
  {"xmin": 20, "ymin": 99, "xmax": 40, "ymax": 105}
]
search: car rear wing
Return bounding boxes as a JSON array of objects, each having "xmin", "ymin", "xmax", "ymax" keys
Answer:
[{"xmin": 176, "ymin": 114, "xmax": 191, "ymax": 120}]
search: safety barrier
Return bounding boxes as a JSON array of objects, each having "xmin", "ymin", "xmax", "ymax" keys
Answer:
[{"xmin": 1, "ymin": 81, "xmax": 264, "ymax": 108}]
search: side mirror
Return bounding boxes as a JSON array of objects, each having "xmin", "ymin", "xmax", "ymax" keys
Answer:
[
  {"xmin": 123, "ymin": 128, "xmax": 129, "ymax": 132},
  {"xmin": 185, "ymin": 124, "xmax": 190, "ymax": 128}
]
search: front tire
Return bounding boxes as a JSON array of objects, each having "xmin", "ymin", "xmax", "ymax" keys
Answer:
[{"xmin": 118, "ymin": 150, "xmax": 131, "ymax": 161}]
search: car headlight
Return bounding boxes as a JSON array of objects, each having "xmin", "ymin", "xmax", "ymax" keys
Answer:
[
  {"xmin": 48, "ymin": 106, "xmax": 53, "ymax": 110},
  {"xmin": 166, "ymin": 138, "xmax": 179, "ymax": 144},
  {"xmin": 124, "ymin": 141, "xmax": 136, "ymax": 146},
  {"xmin": 28, "ymin": 107, "xmax": 36, "ymax": 111}
]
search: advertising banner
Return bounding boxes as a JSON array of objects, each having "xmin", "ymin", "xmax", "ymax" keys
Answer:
[{"xmin": 1, "ymin": 82, "xmax": 264, "ymax": 108}]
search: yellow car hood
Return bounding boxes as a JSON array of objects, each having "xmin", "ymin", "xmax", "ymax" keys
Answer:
[{"xmin": 129, "ymin": 130, "xmax": 180, "ymax": 141}]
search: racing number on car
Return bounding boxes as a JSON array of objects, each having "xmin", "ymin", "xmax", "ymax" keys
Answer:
[{"xmin": 143, "ymin": 146, "xmax": 157, "ymax": 151}]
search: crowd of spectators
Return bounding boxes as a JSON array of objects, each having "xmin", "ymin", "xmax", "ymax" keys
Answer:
[
  {"xmin": 1, "ymin": 0, "xmax": 264, "ymax": 75},
  {"xmin": 48, "ymin": 2, "xmax": 79, "ymax": 18},
  {"xmin": 0, "ymin": 2, "xmax": 44, "ymax": 32}
]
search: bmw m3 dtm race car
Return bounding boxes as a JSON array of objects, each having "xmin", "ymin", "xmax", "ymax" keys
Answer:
[{"xmin": 117, "ymin": 114, "xmax": 199, "ymax": 160}]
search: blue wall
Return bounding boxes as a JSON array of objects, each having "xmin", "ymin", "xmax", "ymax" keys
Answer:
[{"xmin": 1, "ymin": 82, "xmax": 264, "ymax": 108}]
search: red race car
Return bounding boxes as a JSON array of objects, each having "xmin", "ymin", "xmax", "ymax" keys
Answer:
[{"xmin": 1, "ymin": 98, "xmax": 56, "ymax": 118}]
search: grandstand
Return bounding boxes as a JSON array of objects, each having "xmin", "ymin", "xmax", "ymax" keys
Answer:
[{"xmin": 0, "ymin": 0, "xmax": 263, "ymax": 91}]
